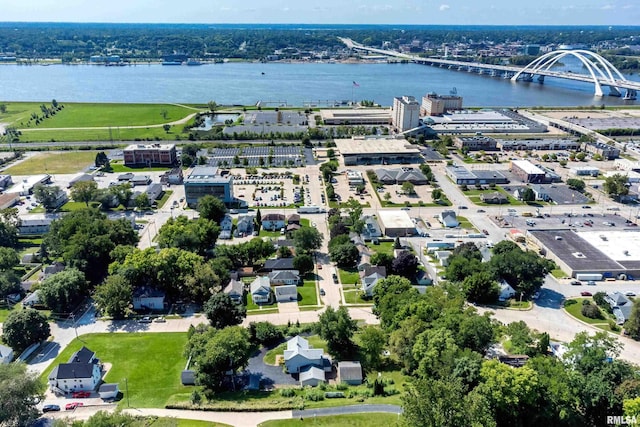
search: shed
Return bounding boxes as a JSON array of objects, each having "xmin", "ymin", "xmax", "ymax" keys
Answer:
[
  {"xmin": 337, "ymin": 361, "xmax": 363, "ymax": 385},
  {"xmin": 181, "ymin": 370, "xmax": 196, "ymax": 385},
  {"xmin": 275, "ymin": 285, "xmax": 298, "ymax": 303},
  {"xmin": 98, "ymin": 383, "xmax": 119, "ymax": 400},
  {"xmin": 0, "ymin": 344, "xmax": 14, "ymax": 364},
  {"xmin": 300, "ymin": 366, "xmax": 326, "ymax": 387}
]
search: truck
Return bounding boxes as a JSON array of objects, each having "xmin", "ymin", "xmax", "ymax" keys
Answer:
[
  {"xmin": 297, "ymin": 205, "xmax": 326, "ymax": 214},
  {"xmin": 575, "ymin": 273, "xmax": 603, "ymax": 281}
]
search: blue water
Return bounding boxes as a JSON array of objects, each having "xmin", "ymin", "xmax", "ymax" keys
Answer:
[{"xmin": 1, "ymin": 60, "xmax": 638, "ymax": 107}]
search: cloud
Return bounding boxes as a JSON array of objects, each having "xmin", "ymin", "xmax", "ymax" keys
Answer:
[
  {"xmin": 439, "ymin": 4, "xmax": 450, "ymax": 11},
  {"xmin": 601, "ymin": 4, "xmax": 615, "ymax": 10}
]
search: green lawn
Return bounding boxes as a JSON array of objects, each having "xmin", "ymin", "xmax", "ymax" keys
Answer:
[
  {"xmin": 551, "ymin": 269, "xmax": 568, "ymax": 279},
  {"xmin": 366, "ymin": 241, "xmax": 394, "ymax": 257},
  {"xmin": 339, "ymin": 268, "xmax": 360, "ymax": 285},
  {"xmin": 343, "ymin": 290, "xmax": 372, "ymax": 305},
  {"xmin": 0, "ymin": 305, "xmax": 20, "ymax": 323},
  {"xmin": 157, "ymin": 190, "xmax": 174, "ymax": 209},
  {"xmin": 564, "ymin": 299, "xmax": 610, "ymax": 325},
  {"xmin": 14, "ymin": 102, "xmax": 194, "ymax": 129},
  {"xmin": 259, "ymin": 414, "xmax": 402, "ymax": 427},
  {"xmin": 3, "ymin": 151, "xmax": 99, "ymax": 175},
  {"xmin": 60, "ymin": 201, "xmax": 101, "ymax": 212},
  {"xmin": 246, "ymin": 293, "xmax": 276, "ymax": 312},
  {"xmin": 298, "ymin": 279, "xmax": 318, "ymax": 306},
  {"xmin": 40, "ymin": 333, "xmax": 191, "ymax": 408},
  {"xmin": 455, "ymin": 216, "xmax": 476, "ymax": 230},
  {"xmin": 110, "ymin": 161, "xmax": 173, "ymax": 173}
]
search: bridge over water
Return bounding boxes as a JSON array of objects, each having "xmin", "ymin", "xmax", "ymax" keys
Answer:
[{"xmin": 340, "ymin": 37, "xmax": 640, "ymax": 100}]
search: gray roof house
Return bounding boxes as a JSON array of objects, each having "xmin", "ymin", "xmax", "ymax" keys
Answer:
[
  {"xmin": 0, "ymin": 344, "xmax": 14, "ymax": 364},
  {"xmin": 48, "ymin": 346, "xmax": 102, "ymax": 393},
  {"xmin": 375, "ymin": 167, "xmax": 428, "ymax": 185},
  {"xmin": 283, "ymin": 335, "xmax": 328, "ymax": 374},
  {"xmin": 439, "ymin": 210, "xmax": 459, "ymax": 228},
  {"xmin": 499, "ymin": 281, "xmax": 516, "ymax": 302},
  {"xmin": 223, "ymin": 279, "xmax": 244, "ymax": 304},
  {"xmin": 337, "ymin": 361, "xmax": 363, "ymax": 385},
  {"xmin": 605, "ymin": 291, "xmax": 634, "ymax": 325},
  {"xmin": 219, "ymin": 214, "xmax": 233, "ymax": 240},
  {"xmin": 274, "ymin": 284, "xmax": 298, "ymax": 303},
  {"xmin": 235, "ymin": 215, "xmax": 255, "ymax": 237},
  {"xmin": 268, "ymin": 270, "xmax": 300, "ymax": 285},
  {"xmin": 132, "ymin": 287, "xmax": 165, "ymax": 310},
  {"xmin": 250, "ymin": 276, "xmax": 272, "ymax": 304},
  {"xmin": 68, "ymin": 173, "xmax": 95, "ymax": 188},
  {"xmin": 362, "ymin": 269, "xmax": 386, "ymax": 297},
  {"xmin": 361, "ymin": 216, "xmax": 383, "ymax": 241},
  {"xmin": 300, "ymin": 366, "xmax": 326, "ymax": 387},
  {"xmin": 262, "ymin": 258, "xmax": 296, "ymax": 272}
]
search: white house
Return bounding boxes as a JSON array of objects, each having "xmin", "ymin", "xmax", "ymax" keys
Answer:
[
  {"xmin": 268, "ymin": 270, "xmax": 301, "ymax": 286},
  {"xmin": 300, "ymin": 366, "xmax": 326, "ymax": 387},
  {"xmin": 498, "ymin": 281, "xmax": 516, "ymax": 302},
  {"xmin": 0, "ymin": 344, "xmax": 14, "ymax": 364},
  {"xmin": 283, "ymin": 336, "xmax": 327, "ymax": 374},
  {"xmin": 262, "ymin": 213, "xmax": 286, "ymax": 231},
  {"xmin": 224, "ymin": 279, "xmax": 245, "ymax": 304},
  {"xmin": 439, "ymin": 210, "xmax": 459, "ymax": 228},
  {"xmin": 435, "ymin": 251, "xmax": 452, "ymax": 267},
  {"xmin": 250, "ymin": 276, "xmax": 272, "ymax": 304},
  {"xmin": 48, "ymin": 347, "xmax": 102, "ymax": 393},
  {"xmin": 132, "ymin": 287, "xmax": 165, "ymax": 310},
  {"xmin": 361, "ymin": 266, "xmax": 387, "ymax": 297},
  {"xmin": 275, "ymin": 285, "xmax": 298, "ymax": 303}
]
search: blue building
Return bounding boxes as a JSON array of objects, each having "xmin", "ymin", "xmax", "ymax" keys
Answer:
[{"xmin": 184, "ymin": 166, "xmax": 234, "ymax": 208}]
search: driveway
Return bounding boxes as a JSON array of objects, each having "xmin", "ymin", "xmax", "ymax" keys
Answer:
[{"xmin": 245, "ymin": 347, "xmax": 297, "ymax": 389}]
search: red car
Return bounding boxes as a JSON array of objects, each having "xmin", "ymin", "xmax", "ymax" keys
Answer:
[
  {"xmin": 65, "ymin": 402, "xmax": 83, "ymax": 411},
  {"xmin": 580, "ymin": 291, "xmax": 593, "ymax": 297},
  {"xmin": 72, "ymin": 391, "xmax": 90, "ymax": 398}
]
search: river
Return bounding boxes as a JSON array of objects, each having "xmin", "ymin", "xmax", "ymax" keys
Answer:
[{"xmin": 1, "ymin": 59, "xmax": 639, "ymax": 107}]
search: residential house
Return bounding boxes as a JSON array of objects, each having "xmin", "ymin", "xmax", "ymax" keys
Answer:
[
  {"xmin": 374, "ymin": 167, "xmax": 429, "ymax": 185},
  {"xmin": 286, "ymin": 223, "xmax": 301, "ymax": 233},
  {"xmin": 223, "ymin": 279, "xmax": 244, "ymax": 304},
  {"xmin": 361, "ymin": 216, "xmax": 382, "ymax": 241},
  {"xmin": 435, "ymin": 251, "xmax": 452, "ymax": 267},
  {"xmin": 274, "ymin": 239, "xmax": 294, "ymax": 250},
  {"xmin": 49, "ymin": 188, "xmax": 69, "ymax": 210},
  {"xmin": 0, "ymin": 344, "xmax": 14, "ymax": 364},
  {"xmin": 235, "ymin": 215, "xmax": 255, "ymax": 237},
  {"xmin": 268, "ymin": 270, "xmax": 300, "ymax": 286},
  {"xmin": 118, "ymin": 173, "xmax": 134, "ymax": 182},
  {"xmin": 275, "ymin": 285, "xmax": 298, "ymax": 303},
  {"xmin": 48, "ymin": 346, "xmax": 102, "ymax": 393},
  {"xmin": 262, "ymin": 213, "xmax": 285, "ymax": 231},
  {"xmin": 480, "ymin": 192, "xmax": 508, "ymax": 204},
  {"xmin": 132, "ymin": 287, "xmax": 165, "ymax": 310},
  {"xmin": 161, "ymin": 167, "xmax": 184, "ymax": 185},
  {"xmin": 98, "ymin": 383, "xmax": 119, "ymax": 400},
  {"xmin": 283, "ymin": 336, "xmax": 328, "ymax": 374},
  {"xmin": 499, "ymin": 281, "xmax": 516, "ymax": 302},
  {"xmin": 300, "ymin": 366, "xmax": 326, "ymax": 387},
  {"xmin": 531, "ymin": 185, "xmax": 551, "ymax": 202},
  {"xmin": 130, "ymin": 175, "xmax": 152, "ymax": 186},
  {"xmin": 287, "ymin": 213, "xmax": 301, "ymax": 225},
  {"xmin": 605, "ymin": 291, "xmax": 634, "ymax": 325},
  {"xmin": 22, "ymin": 290, "xmax": 40, "ymax": 307},
  {"xmin": 68, "ymin": 173, "xmax": 95, "ymax": 188},
  {"xmin": 439, "ymin": 210, "xmax": 459, "ymax": 228},
  {"xmin": 336, "ymin": 361, "xmax": 363, "ymax": 385},
  {"xmin": 42, "ymin": 262, "xmax": 65, "ymax": 280},
  {"xmin": 18, "ymin": 216, "xmax": 54, "ymax": 235},
  {"xmin": 250, "ymin": 276, "xmax": 272, "ymax": 304},
  {"xmin": 361, "ymin": 266, "xmax": 387, "ymax": 297},
  {"xmin": 262, "ymin": 258, "xmax": 296, "ymax": 272},
  {"xmin": 414, "ymin": 270, "xmax": 433, "ymax": 286},
  {"xmin": 219, "ymin": 214, "xmax": 233, "ymax": 240}
]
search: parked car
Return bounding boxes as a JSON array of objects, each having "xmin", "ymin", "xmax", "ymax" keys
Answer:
[
  {"xmin": 482, "ymin": 229, "xmax": 489, "ymax": 235},
  {"xmin": 320, "ymin": 288, "xmax": 325, "ymax": 296},
  {"xmin": 580, "ymin": 291, "xmax": 593, "ymax": 297},
  {"xmin": 626, "ymin": 292, "xmax": 637, "ymax": 297},
  {"xmin": 317, "ymin": 264, "xmax": 322, "ymax": 270},
  {"xmin": 42, "ymin": 405, "xmax": 60, "ymax": 413},
  {"xmin": 587, "ymin": 281, "xmax": 596, "ymax": 286},
  {"xmin": 477, "ymin": 209, "xmax": 485, "ymax": 213},
  {"xmin": 570, "ymin": 280, "xmax": 582, "ymax": 286},
  {"xmin": 72, "ymin": 391, "xmax": 91, "ymax": 398},
  {"xmin": 138, "ymin": 316, "xmax": 152, "ymax": 323},
  {"xmin": 581, "ymin": 205, "xmax": 591, "ymax": 209},
  {"xmin": 153, "ymin": 316, "xmax": 166, "ymax": 323},
  {"xmin": 401, "ymin": 207, "xmax": 411, "ymax": 211},
  {"xmin": 65, "ymin": 402, "xmax": 83, "ymax": 411}
]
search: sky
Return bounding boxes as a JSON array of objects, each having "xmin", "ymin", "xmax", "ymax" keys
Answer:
[{"xmin": 1, "ymin": 0, "xmax": 638, "ymax": 26}]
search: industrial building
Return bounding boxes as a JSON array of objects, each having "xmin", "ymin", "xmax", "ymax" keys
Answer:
[
  {"xmin": 123, "ymin": 144, "xmax": 177, "ymax": 167},
  {"xmin": 445, "ymin": 165, "xmax": 508, "ymax": 185},
  {"xmin": 570, "ymin": 166, "xmax": 600, "ymax": 177},
  {"xmin": 184, "ymin": 166, "xmax": 234, "ymax": 208},
  {"xmin": 420, "ymin": 92, "xmax": 463, "ymax": 116},
  {"xmin": 392, "ymin": 96, "xmax": 420, "ymax": 133},
  {"xmin": 377, "ymin": 210, "xmax": 416, "ymax": 237},
  {"xmin": 333, "ymin": 137, "xmax": 423, "ymax": 166},
  {"xmin": 424, "ymin": 109, "xmax": 547, "ymax": 134},
  {"xmin": 455, "ymin": 135, "xmax": 498, "ymax": 151},
  {"xmin": 581, "ymin": 141, "xmax": 620, "ymax": 160},
  {"xmin": 319, "ymin": 108, "xmax": 391, "ymax": 125},
  {"xmin": 6, "ymin": 174, "xmax": 51, "ymax": 196},
  {"xmin": 529, "ymin": 229, "xmax": 640, "ymax": 278},
  {"xmin": 497, "ymin": 139, "xmax": 580, "ymax": 151},
  {"xmin": 511, "ymin": 160, "xmax": 547, "ymax": 184}
]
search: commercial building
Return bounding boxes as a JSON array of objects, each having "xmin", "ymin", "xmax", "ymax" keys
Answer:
[
  {"xmin": 570, "ymin": 166, "xmax": 600, "ymax": 177},
  {"xmin": 581, "ymin": 141, "xmax": 620, "ymax": 160},
  {"xmin": 424, "ymin": 109, "xmax": 547, "ymax": 134},
  {"xmin": 123, "ymin": 144, "xmax": 177, "ymax": 166},
  {"xmin": 346, "ymin": 170, "xmax": 364, "ymax": 186},
  {"xmin": 421, "ymin": 92, "xmax": 463, "ymax": 116},
  {"xmin": 374, "ymin": 167, "xmax": 429, "ymax": 185},
  {"xmin": 497, "ymin": 138, "xmax": 580, "ymax": 151},
  {"xmin": 319, "ymin": 108, "xmax": 391, "ymax": 125},
  {"xmin": 392, "ymin": 96, "xmax": 420, "ymax": 132},
  {"xmin": 18, "ymin": 215, "xmax": 54, "ymax": 235},
  {"xmin": 333, "ymin": 137, "xmax": 423, "ymax": 166},
  {"xmin": 184, "ymin": 166, "xmax": 234, "ymax": 208},
  {"xmin": 445, "ymin": 165, "xmax": 508, "ymax": 185},
  {"xmin": 511, "ymin": 160, "xmax": 547, "ymax": 183},
  {"xmin": 455, "ymin": 135, "xmax": 498, "ymax": 151},
  {"xmin": 6, "ymin": 174, "xmax": 51, "ymax": 196},
  {"xmin": 377, "ymin": 210, "xmax": 415, "ymax": 237},
  {"xmin": 0, "ymin": 193, "xmax": 19, "ymax": 210}
]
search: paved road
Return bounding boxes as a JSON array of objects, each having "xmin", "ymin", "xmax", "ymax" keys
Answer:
[{"xmin": 293, "ymin": 404, "xmax": 403, "ymax": 418}]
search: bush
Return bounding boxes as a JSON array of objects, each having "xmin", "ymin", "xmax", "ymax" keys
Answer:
[
  {"xmin": 280, "ymin": 388, "xmax": 296, "ymax": 397},
  {"xmin": 305, "ymin": 388, "xmax": 325, "ymax": 401},
  {"xmin": 191, "ymin": 390, "xmax": 202, "ymax": 405},
  {"xmin": 384, "ymin": 386, "xmax": 399, "ymax": 396},
  {"xmin": 609, "ymin": 319, "xmax": 621, "ymax": 332},
  {"xmin": 336, "ymin": 382, "xmax": 349, "ymax": 391},
  {"xmin": 564, "ymin": 299, "xmax": 578, "ymax": 307},
  {"xmin": 581, "ymin": 302, "xmax": 604, "ymax": 319}
]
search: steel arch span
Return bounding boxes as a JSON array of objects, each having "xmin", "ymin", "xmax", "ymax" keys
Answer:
[{"xmin": 511, "ymin": 50, "xmax": 628, "ymax": 96}]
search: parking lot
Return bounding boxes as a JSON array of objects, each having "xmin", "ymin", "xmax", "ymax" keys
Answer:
[
  {"xmin": 230, "ymin": 169, "xmax": 308, "ymax": 207},
  {"xmin": 496, "ymin": 210, "xmax": 637, "ymax": 231}
]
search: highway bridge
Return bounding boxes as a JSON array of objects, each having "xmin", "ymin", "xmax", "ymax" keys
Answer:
[{"xmin": 340, "ymin": 37, "xmax": 640, "ymax": 100}]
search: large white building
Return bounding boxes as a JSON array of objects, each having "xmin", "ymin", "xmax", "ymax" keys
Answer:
[{"xmin": 392, "ymin": 96, "xmax": 420, "ymax": 133}]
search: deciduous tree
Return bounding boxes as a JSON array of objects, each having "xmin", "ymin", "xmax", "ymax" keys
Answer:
[
  {"xmin": 0, "ymin": 362, "xmax": 45, "ymax": 426},
  {"xmin": 70, "ymin": 181, "xmax": 98, "ymax": 206},
  {"xmin": 39, "ymin": 268, "xmax": 87, "ymax": 313},
  {"xmin": 204, "ymin": 293, "xmax": 246, "ymax": 329},
  {"xmin": 316, "ymin": 307, "xmax": 357, "ymax": 360},
  {"xmin": 93, "ymin": 274, "xmax": 133, "ymax": 319},
  {"xmin": 197, "ymin": 195, "xmax": 227, "ymax": 224},
  {"xmin": 2, "ymin": 309, "xmax": 50, "ymax": 352},
  {"xmin": 292, "ymin": 227, "xmax": 323, "ymax": 254}
]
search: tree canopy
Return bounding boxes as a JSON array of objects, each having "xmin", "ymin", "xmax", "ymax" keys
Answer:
[
  {"xmin": 2, "ymin": 309, "xmax": 50, "ymax": 352},
  {"xmin": 0, "ymin": 362, "xmax": 45, "ymax": 426}
]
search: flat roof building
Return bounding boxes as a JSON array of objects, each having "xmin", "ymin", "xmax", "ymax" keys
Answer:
[
  {"xmin": 378, "ymin": 210, "xmax": 416, "ymax": 237},
  {"xmin": 184, "ymin": 166, "xmax": 234, "ymax": 208},
  {"xmin": 497, "ymin": 138, "xmax": 580, "ymax": 151},
  {"xmin": 455, "ymin": 135, "xmax": 498, "ymax": 152},
  {"xmin": 319, "ymin": 108, "xmax": 391, "ymax": 125},
  {"xmin": 511, "ymin": 160, "xmax": 546, "ymax": 184},
  {"xmin": 421, "ymin": 92, "xmax": 463, "ymax": 116},
  {"xmin": 445, "ymin": 165, "xmax": 508, "ymax": 185},
  {"xmin": 392, "ymin": 96, "xmax": 420, "ymax": 133},
  {"xmin": 333, "ymin": 137, "xmax": 422, "ymax": 166},
  {"xmin": 123, "ymin": 144, "xmax": 177, "ymax": 166},
  {"xmin": 581, "ymin": 141, "xmax": 620, "ymax": 160}
]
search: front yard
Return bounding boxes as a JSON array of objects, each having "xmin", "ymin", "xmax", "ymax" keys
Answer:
[{"xmin": 339, "ymin": 268, "xmax": 360, "ymax": 286}]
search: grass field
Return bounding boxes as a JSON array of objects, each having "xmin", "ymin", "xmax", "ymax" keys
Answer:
[
  {"xmin": 338, "ymin": 268, "xmax": 360, "ymax": 285},
  {"xmin": 343, "ymin": 290, "xmax": 372, "ymax": 305},
  {"xmin": 157, "ymin": 190, "xmax": 174, "ymax": 209},
  {"xmin": 40, "ymin": 333, "xmax": 190, "ymax": 408},
  {"xmin": 564, "ymin": 298, "xmax": 610, "ymax": 325},
  {"xmin": 298, "ymin": 276, "xmax": 318, "ymax": 306},
  {"xmin": 366, "ymin": 241, "xmax": 394, "ymax": 257},
  {"xmin": 551, "ymin": 269, "xmax": 568, "ymax": 279},
  {"xmin": 8, "ymin": 102, "xmax": 195, "ymax": 129},
  {"xmin": 16, "ymin": 127, "xmax": 184, "ymax": 143},
  {"xmin": 3, "ymin": 151, "xmax": 99, "ymax": 175},
  {"xmin": 259, "ymin": 414, "xmax": 402, "ymax": 427},
  {"xmin": 110, "ymin": 160, "xmax": 173, "ymax": 173}
]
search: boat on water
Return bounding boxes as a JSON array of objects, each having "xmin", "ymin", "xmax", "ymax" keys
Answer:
[
  {"xmin": 186, "ymin": 59, "xmax": 202, "ymax": 66},
  {"xmin": 162, "ymin": 61, "xmax": 183, "ymax": 66}
]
